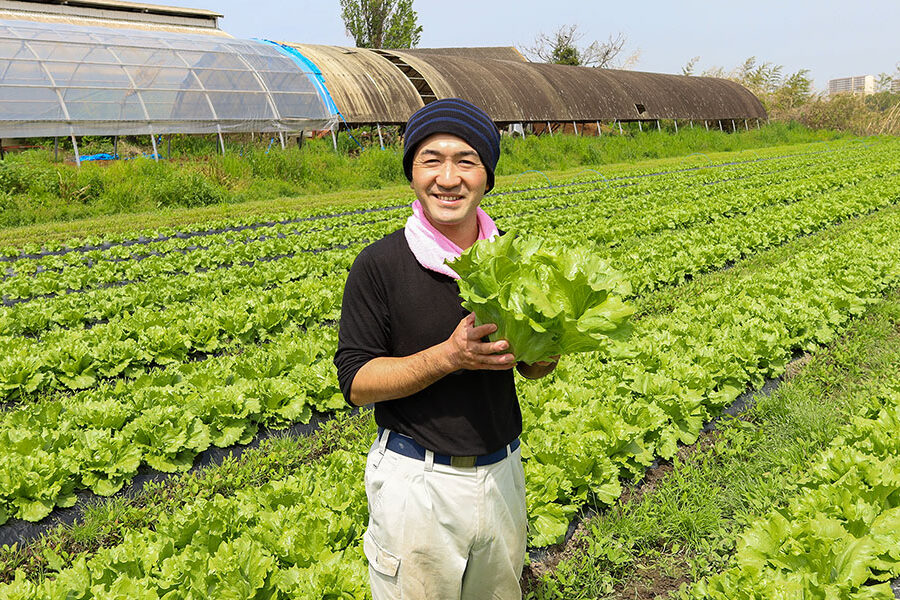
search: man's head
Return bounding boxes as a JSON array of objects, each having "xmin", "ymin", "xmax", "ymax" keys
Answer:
[{"xmin": 402, "ymin": 98, "xmax": 501, "ymax": 193}]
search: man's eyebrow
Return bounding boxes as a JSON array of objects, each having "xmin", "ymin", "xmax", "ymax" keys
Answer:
[{"xmin": 418, "ymin": 148, "xmax": 481, "ymax": 159}]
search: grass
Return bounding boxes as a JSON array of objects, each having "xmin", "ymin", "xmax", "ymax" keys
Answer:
[
  {"xmin": 524, "ymin": 287, "xmax": 900, "ymax": 599},
  {"xmin": 0, "ymin": 122, "xmax": 850, "ymax": 233}
]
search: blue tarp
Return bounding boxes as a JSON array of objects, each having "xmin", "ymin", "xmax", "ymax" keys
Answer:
[{"xmin": 257, "ymin": 39, "xmax": 340, "ymax": 118}]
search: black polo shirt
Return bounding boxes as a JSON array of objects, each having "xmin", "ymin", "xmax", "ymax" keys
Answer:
[{"xmin": 333, "ymin": 228, "xmax": 521, "ymax": 456}]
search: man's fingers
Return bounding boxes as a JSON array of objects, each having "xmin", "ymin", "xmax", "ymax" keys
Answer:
[
  {"xmin": 468, "ymin": 321, "xmax": 498, "ymax": 339},
  {"xmin": 468, "ymin": 339, "xmax": 508, "ymax": 355},
  {"xmin": 473, "ymin": 353, "xmax": 516, "ymax": 368}
]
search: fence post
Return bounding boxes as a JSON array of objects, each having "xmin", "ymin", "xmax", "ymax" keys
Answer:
[{"xmin": 71, "ymin": 134, "xmax": 81, "ymax": 167}]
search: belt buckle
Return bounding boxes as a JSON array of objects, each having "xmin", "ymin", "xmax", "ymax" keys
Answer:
[{"xmin": 450, "ymin": 455, "xmax": 476, "ymax": 468}]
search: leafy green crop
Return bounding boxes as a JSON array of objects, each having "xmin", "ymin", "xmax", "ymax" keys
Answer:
[{"xmin": 448, "ymin": 232, "xmax": 634, "ymax": 364}]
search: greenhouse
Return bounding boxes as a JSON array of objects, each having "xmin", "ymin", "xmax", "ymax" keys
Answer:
[{"xmin": 0, "ymin": 17, "xmax": 337, "ymax": 141}]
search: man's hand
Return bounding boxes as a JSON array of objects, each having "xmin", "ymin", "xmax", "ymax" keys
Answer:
[
  {"xmin": 349, "ymin": 313, "xmax": 514, "ymax": 406},
  {"xmin": 443, "ymin": 313, "xmax": 516, "ymax": 371}
]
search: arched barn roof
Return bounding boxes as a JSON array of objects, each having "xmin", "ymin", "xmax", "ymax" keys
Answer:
[
  {"xmin": 278, "ymin": 43, "xmax": 423, "ymax": 124},
  {"xmin": 281, "ymin": 44, "xmax": 766, "ymax": 125}
]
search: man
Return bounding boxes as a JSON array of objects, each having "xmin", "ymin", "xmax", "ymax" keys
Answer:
[{"xmin": 334, "ymin": 98, "xmax": 556, "ymax": 599}]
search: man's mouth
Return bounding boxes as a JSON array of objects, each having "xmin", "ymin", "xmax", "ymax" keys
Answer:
[{"xmin": 433, "ymin": 193, "xmax": 463, "ymax": 204}]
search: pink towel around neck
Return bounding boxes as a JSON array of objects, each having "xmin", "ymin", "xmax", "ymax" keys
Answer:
[{"xmin": 404, "ymin": 199, "xmax": 499, "ymax": 279}]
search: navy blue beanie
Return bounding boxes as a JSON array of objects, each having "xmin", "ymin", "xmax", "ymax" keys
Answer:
[{"xmin": 402, "ymin": 98, "xmax": 501, "ymax": 192}]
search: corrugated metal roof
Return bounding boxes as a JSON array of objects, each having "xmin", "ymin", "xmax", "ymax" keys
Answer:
[
  {"xmin": 0, "ymin": 0, "xmax": 221, "ymax": 30},
  {"xmin": 290, "ymin": 44, "xmax": 766, "ymax": 125},
  {"xmin": 7, "ymin": 0, "xmax": 222, "ymax": 18},
  {"xmin": 390, "ymin": 52, "xmax": 768, "ymax": 123},
  {"xmin": 278, "ymin": 43, "xmax": 422, "ymax": 123},
  {"xmin": 399, "ymin": 46, "xmax": 526, "ymax": 62},
  {"xmin": 0, "ymin": 9, "xmax": 229, "ymax": 34}
]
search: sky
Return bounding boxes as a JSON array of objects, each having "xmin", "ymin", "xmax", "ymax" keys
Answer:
[{"xmin": 167, "ymin": 0, "xmax": 899, "ymax": 92}]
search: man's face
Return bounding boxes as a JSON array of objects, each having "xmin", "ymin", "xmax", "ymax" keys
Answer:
[{"xmin": 409, "ymin": 133, "xmax": 488, "ymax": 230}]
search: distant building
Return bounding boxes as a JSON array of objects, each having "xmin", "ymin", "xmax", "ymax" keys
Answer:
[{"xmin": 828, "ymin": 75, "xmax": 876, "ymax": 96}]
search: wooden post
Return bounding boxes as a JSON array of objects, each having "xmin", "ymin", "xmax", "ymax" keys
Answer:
[
  {"xmin": 573, "ymin": 121, "xmax": 578, "ymax": 136},
  {"xmin": 745, "ymin": 119, "xmax": 749, "ymax": 131},
  {"xmin": 705, "ymin": 120, "xmax": 709, "ymax": 131},
  {"xmin": 113, "ymin": 135, "xmax": 118, "ymax": 157},
  {"xmin": 377, "ymin": 124, "xmax": 384, "ymax": 149},
  {"xmin": 618, "ymin": 121, "xmax": 623, "ymax": 134},
  {"xmin": 297, "ymin": 131, "xmax": 304, "ymax": 150},
  {"xmin": 690, "ymin": 120, "xmax": 693, "ymax": 129},
  {"xmin": 674, "ymin": 119, "xmax": 678, "ymax": 133},
  {"xmin": 718, "ymin": 120, "xmax": 723, "ymax": 131},
  {"xmin": 278, "ymin": 131, "xmax": 285, "ymax": 150},
  {"xmin": 638, "ymin": 120, "xmax": 643, "ymax": 132},
  {"xmin": 547, "ymin": 121, "xmax": 553, "ymax": 137},
  {"xmin": 656, "ymin": 119, "xmax": 661, "ymax": 131}
]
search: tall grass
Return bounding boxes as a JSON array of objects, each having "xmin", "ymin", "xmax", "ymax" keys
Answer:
[{"xmin": 0, "ymin": 123, "xmax": 847, "ymax": 228}]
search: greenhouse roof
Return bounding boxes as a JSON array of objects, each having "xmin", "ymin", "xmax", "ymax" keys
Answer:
[{"xmin": 0, "ymin": 18, "xmax": 337, "ymax": 138}]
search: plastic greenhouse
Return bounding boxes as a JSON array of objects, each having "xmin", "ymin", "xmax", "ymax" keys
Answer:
[{"xmin": 0, "ymin": 18, "xmax": 337, "ymax": 145}]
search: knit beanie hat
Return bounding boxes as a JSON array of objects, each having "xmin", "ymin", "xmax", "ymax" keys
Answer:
[{"xmin": 402, "ymin": 98, "xmax": 501, "ymax": 192}]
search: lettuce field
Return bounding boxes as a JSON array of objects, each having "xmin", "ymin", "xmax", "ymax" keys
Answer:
[{"xmin": 1, "ymin": 139, "xmax": 899, "ymax": 599}]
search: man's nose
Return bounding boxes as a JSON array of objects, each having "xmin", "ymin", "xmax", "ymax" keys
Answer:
[{"xmin": 436, "ymin": 160, "xmax": 461, "ymax": 187}]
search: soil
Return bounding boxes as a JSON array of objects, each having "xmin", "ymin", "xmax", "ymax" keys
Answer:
[{"xmin": 784, "ymin": 353, "xmax": 812, "ymax": 379}]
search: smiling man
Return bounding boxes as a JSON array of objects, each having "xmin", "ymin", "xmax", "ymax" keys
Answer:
[{"xmin": 334, "ymin": 98, "xmax": 556, "ymax": 599}]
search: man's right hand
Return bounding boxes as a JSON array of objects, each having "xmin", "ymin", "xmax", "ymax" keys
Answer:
[
  {"xmin": 349, "ymin": 313, "xmax": 514, "ymax": 406},
  {"xmin": 443, "ymin": 313, "xmax": 516, "ymax": 371}
]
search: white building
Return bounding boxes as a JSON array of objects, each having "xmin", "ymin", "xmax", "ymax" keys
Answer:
[{"xmin": 828, "ymin": 75, "xmax": 876, "ymax": 96}]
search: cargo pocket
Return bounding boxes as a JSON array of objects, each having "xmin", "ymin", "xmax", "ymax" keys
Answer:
[
  {"xmin": 364, "ymin": 530, "xmax": 400, "ymax": 576},
  {"xmin": 364, "ymin": 530, "xmax": 402, "ymax": 599}
]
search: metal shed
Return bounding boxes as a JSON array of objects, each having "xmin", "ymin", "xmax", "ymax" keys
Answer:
[{"xmin": 283, "ymin": 44, "xmax": 767, "ymax": 126}]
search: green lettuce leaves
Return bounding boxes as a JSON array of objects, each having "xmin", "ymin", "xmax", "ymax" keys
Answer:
[{"xmin": 447, "ymin": 232, "xmax": 634, "ymax": 364}]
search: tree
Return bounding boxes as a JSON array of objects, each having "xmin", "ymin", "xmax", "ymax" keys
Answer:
[
  {"xmin": 339, "ymin": 0, "xmax": 422, "ymax": 49},
  {"xmin": 522, "ymin": 25, "xmax": 637, "ymax": 69}
]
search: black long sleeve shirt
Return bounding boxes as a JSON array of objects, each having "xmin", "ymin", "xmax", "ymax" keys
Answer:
[{"xmin": 333, "ymin": 228, "xmax": 521, "ymax": 456}]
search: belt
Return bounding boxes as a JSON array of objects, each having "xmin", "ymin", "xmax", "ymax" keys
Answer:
[{"xmin": 377, "ymin": 427, "xmax": 520, "ymax": 468}]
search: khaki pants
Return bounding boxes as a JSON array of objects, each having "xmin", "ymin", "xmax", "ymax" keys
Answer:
[{"xmin": 363, "ymin": 429, "xmax": 527, "ymax": 600}]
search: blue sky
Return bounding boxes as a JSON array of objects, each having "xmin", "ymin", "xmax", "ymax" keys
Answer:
[{"xmin": 172, "ymin": 0, "xmax": 898, "ymax": 92}]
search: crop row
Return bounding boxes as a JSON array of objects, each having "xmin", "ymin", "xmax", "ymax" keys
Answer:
[
  {"xmin": 1, "ymin": 176, "xmax": 897, "ymax": 523},
  {"xmin": 0, "ymin": 272, "xmax": 344, "ymax": 401},
  {"xmin": 2, "ymin": 189, "xmax": 898, "ymax": 598},
  {"xmin": 689, "ymin": 377, "xmax": 900, "ymax": 599},
  {"xmin": 0, "ymin": 324, "xmax": 342, "ymax": 524},
  {"xmin": 2, "ymin": 151, "xmax": 886, "ymax": 337},
  {"xmin": 2, "ymin": 170, "xmax": 896, "ymax": 405},
  {"xmin": 0, "ymin": 148, "xmax": 881, "ymax": 307},
  {"xmin": 0, "ymin": 145, "xmax": 860, "ymax": 272},
  {"xmin": 0, "ymin": 147, "xmax": 849, "ymax": 291}
]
